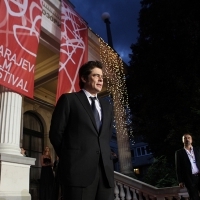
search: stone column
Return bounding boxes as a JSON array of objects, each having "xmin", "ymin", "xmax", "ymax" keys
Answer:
[
  {"xmin": 0, "ymin": 86, "xmax": 22, "ymax": 155},
  {"xmin": 0, "ymin": 86, "xmax": 35, "ymax": 200}
]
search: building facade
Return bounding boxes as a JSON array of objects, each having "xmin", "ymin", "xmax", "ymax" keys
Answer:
[{"xmin": 0, "ymin": 0, "xmax": 133, "ymax": 199}]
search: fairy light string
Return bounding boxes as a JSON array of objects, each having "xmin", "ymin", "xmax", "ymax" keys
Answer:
[{"xmin": 99, "ymin": 38, "xmax": 134, "ymax": 144}]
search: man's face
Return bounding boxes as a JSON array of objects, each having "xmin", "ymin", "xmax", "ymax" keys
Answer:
[
  {"xmin": 82, "ymin": 67, "xmax": 103, "ymax": 95},
  {"xmin": 182, "ymin": 134, "xmax": 192, "ymax": 146}
]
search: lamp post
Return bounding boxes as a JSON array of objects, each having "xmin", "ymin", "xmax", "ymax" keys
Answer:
[{"xmin": 102, "ymin": 12, "xmax": 114, "ymax": 48}]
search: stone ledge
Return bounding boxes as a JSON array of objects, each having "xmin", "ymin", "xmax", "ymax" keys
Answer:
[
  {"xmin": 0, "ymin": 191, "xmax": 31, "ymax": 200},
  {"xmin": 0, "ymin": 153, "xmax": 36, "ymax": 165}
]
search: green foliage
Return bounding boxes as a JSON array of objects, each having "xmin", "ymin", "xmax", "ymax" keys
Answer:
[
  {"xmin": 127, "ymin": 0, "xmax": 200, "ymax": 163},
  {"xmin": 143, "ymin": 156, "xmax": 178, "ymax": 188}
]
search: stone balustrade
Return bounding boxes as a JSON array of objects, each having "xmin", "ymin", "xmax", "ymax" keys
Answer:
[
  {"xmin": 114, "ymin": 171, "xmax": 189, "ymax": 200},
  {"xmin": 30, "ymin": 170, "xmax": 189, "ymax": 200}
]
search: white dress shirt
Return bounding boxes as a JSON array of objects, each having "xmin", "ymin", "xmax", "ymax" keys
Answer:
[
  {"xmin": 82, "ymin": 89, "xmax": 102, "ymax": 120},
  {"xmin": 185, "ymin": 146, "xmax": 199, "ymax": 174}
]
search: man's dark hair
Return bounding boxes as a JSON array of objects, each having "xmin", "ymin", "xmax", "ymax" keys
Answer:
[
  {"xmin": 79, "ymin": 61, "xmax": 103, "ymax": 89},
  {"xmin": 183, "ymin": 132, "xmax": 192, "ymax": 138}
]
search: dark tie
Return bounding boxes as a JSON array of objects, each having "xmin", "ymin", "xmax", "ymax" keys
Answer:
[{"xmin": 90, "ymin": 97, "xmax": 101, "ymax": 131}]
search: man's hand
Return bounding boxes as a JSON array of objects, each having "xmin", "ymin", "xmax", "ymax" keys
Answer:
[{"xmin": 179, "ymin": 182, "xmax": 185, "ymax": 188}]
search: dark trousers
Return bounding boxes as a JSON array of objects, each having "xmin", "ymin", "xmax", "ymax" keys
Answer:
[
  {"xmin": 186, "ymin": 175, "xmax": 200, "ymax": 200},
  {"xmin": 62, "ymin": 159, "xmax": 113, "ymax": 200}
]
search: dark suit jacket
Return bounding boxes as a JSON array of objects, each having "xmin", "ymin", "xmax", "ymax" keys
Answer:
[
  {"xmin": 49, "ymin": 90, "xmax": 114, "ymax": 187},
  {"xmin": 175, "ymin": 147, "xmax": 200, "ymax": 187}
]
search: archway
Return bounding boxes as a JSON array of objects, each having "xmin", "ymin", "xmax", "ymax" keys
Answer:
[{"xmin": 23, "ymin": 111, "xmax": 44, "ymax": 181}]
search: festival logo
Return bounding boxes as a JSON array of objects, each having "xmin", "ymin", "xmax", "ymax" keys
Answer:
[{"xmin": 0, "ymin": 0, "xmax": 43, "ymax": 98}]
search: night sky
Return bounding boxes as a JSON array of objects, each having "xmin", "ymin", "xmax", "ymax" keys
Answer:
[{"xmin": 70, "ymin": 0, "xmax": 141, "ymax": 64}]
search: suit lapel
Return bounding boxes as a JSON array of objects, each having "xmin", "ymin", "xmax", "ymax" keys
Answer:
[
  {"xmin": 193, "ymin": 147, "xmax": 200, "ymax": 168},
  {"xmin": 75, "ymin": 91, "xmax": 99, "ymax": 134},
  {"xmin": 194, "ymin": 147, "xmax": 198, "ymax": 157},
  {"xmin": 99, "ymin": 98, "xmax": 107, "ymax": 135},
  {"xmin": 182, "ymin": 148, "xmax": 189, "ymax": 159},
  {"xmin": 182, "ymin": 148, "xmax": 193, "ymax": 169}
]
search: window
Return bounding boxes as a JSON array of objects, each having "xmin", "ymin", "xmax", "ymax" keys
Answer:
[
  {"xmin": 136, "ymin": 145, "xmax": 152, "ymax": 157},
  {"xmin": 137, "ymin": 148, "xmax": 141, "ymax": 156},
  {"xmin": 146, "ymin": 146, "xmax": 152, "ymax": 154},
  {"xmin": 134, "ymin": 168, "xmax": 140, "ymax": 174},
  {"xmin": 141, "ymin": 146, "xmax": 145, "ymax": 155},
  {"xmin": 23, "ymin": 111, "xmax": 44, "ymax": 182}
]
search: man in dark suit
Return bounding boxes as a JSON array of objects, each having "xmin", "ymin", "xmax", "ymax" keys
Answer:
[
  {"xmin": 175, "ymin": 133, "xmax": 200, "ymax": 200},
  {"xmin": 49, "ymin": 61, "xmax": 114, "ymax": 200}
]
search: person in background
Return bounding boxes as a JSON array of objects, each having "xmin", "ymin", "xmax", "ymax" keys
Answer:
[
  {"xmin": 20, "ymin": 147, "xmax": 27, "ymax": 157},
  {"xmin": 39, "ymin": 146, "xmax": 55, "ymax": 200},
  {"xmin": 49, "ymin": 61, "xmax": 114, "ymax": 200},
  {"xmin": 175, "ymin": 133, "xmax": 200, "ymax": 200}
]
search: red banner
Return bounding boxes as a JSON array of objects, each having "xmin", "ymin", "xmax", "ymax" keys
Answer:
[
  {"xmin": 56, "ymin": 1, "xmax": 88, "ymax": 101},
  {"xmin": 0, "ymin": 0, "xmax": 43, "ymax": 98}
]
